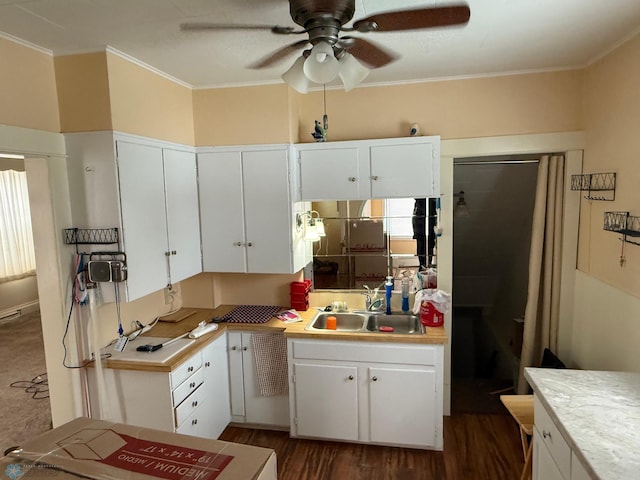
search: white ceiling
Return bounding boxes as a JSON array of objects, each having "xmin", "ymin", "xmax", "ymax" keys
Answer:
[{"xmin": 2, "ymin": 0, "xmax": 640, "ymax": 89}]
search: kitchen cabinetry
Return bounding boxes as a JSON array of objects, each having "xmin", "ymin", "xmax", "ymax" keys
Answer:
[
  {"xmin": 295, "ymin": 136, "xmax": 440, "ymax": 201},
  {"xmin": 87, "ymin": 334, "xmax": 230, "ymax": 439},
  {"xmin": 198, "ymin": 145, "xmax": 309, "ymax": 274},
  {"xmin": 65, "ymin": 132, "xmax": 201, "ymax": 301},
  {"xmin": 227, "ymin": 331, "xmax": 290, "ymax": 427},
  {"xmin": 287, "ymin": 338, "xmax": 443, "ymax": 450},
  {"xmin": 532, "ymin": 396, "xmax": 590, "ymax": 480}
]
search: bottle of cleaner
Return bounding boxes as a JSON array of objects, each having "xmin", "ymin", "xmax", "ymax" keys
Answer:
[
  {"xmin": 385, "ymin": 276, "xmax": 393, "ymax": 314},
  {"xmin": 401, "ymin": 275, "xmax": 410, "ymax": 313}
]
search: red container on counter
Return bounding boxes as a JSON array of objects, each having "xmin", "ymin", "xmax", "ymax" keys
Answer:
[
  {"xmin": 290, "ymin": 280, "xmax": 311, "ymax": 311},
  {"xmin": 419, "ymin": 301, "xmax": 444, "ymax": 327}
]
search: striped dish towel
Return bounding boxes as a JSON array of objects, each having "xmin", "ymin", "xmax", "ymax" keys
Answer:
[{"xmin": 251, "ymin": 332, "xmax": 288, "ymax": 397}]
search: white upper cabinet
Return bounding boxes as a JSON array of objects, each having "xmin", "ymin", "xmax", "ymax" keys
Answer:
[
  {"xmin": 295, "ymin": 136, "xmax": 440, "ymax": 201},
  {"xmin": 198, "ymin": 145, "xmax": 309, "ymax": 274},
  {"xmin": 65, "ymin": 132, "xmax": 201, "ymax": 302}
]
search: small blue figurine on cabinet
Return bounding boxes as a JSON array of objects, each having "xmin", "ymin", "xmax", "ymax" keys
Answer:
[{"xmin": 311, "ymin": 120, "xmax": 326, "ymax": 142}]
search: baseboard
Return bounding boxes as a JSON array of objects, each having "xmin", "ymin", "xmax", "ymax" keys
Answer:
[{"xmin": 0, "ymin": 300, "xmax": 40, "ymax": 324}]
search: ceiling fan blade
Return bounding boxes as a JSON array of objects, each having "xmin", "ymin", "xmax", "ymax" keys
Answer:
[
  {"xmin": 352, "ymin": 5, "xmax": 470, "ymax": 32},
  {"xmin": 180, "ymin": 22, "xmax": 301, "ymax": 34},
  {"xmin": 248, "ymin": 39, "xmax": 310, "ymax": 69},
  {"xmin": 343, "ymin": 37, "xmax": 398, "ymax": 69}
]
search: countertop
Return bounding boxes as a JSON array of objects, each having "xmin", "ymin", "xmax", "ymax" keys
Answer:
[
  {"xmin": 104, "ymin": 306, "xmax": 447, "ymax": 372},
  {"xmin": 525, "ymin": 367, "xmax": 640, "ymax": 480}
]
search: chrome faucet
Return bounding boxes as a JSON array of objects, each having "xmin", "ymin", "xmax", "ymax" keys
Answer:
[{"xmin": 363, "ymin": 283, "xmax": 385, "ymax": 311}]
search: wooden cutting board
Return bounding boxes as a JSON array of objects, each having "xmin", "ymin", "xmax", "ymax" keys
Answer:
[{"xmin": 158, "ymin": 308, "xmax": 199, "ymax": 323}]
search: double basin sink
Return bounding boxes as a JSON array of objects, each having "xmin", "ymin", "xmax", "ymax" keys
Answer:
[{"xmin": 305, "ymin": 311, "xmax": 424, "ymax": 335}]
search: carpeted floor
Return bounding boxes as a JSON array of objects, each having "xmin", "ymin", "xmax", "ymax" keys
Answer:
[{"xmin": 0, "ymin": 311, "xmax": 52, "ymax": 451}]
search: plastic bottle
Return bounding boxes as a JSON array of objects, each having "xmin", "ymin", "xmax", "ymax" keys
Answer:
[
  {"xmin": 401, "ymin": 276, "xmax": 410, "ymax": 313},
  {"xmin": 385, "ymin": 276, "xmax": 393, "ymax": 315}
]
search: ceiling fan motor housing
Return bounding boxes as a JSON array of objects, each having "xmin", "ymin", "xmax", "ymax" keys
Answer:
[{"xmin": 290, "ymin": 0, "xmax": 356, "ymax": 45}]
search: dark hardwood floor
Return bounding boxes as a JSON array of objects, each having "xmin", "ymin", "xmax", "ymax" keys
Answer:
[{"xmin": 219, "ymin": 412, "xmax": 524, "ymax": 480}]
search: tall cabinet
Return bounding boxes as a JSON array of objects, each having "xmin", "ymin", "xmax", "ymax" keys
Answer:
[
  {"xmin": 198, "ymin": 145, "xmax": 309, "ymax": 274},
  {"xmin": 65, "ymin": 132, "xmax": 201, "ymax": 301}
]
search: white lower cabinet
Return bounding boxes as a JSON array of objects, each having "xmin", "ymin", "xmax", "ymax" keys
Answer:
[
  {"xmin": 532, "ymin": 396, "xmax": 590, "ymax": 480},
  {"xmin": 227, "ymin": 331, "xmax": 290, "ymax": 427},
  {"xmin": 288, "ymin": 339, "xmax": 443, "ymax": 450},
  {"xmin": 88, "ymin": 334, "xmax": 230, "ymax": 439}
]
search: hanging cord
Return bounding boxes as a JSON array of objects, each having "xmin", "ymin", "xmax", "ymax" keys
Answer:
[
  {"xmin": 322, "ymin": 84, "xmax": 329, "ymax": 132},
  {"xmin": 114, "ymin": 282, "xmax": 123, "ymax": 337},
  {"xmin": 10, "ymin": 373, "xmax": 49, "ymax": 399}
]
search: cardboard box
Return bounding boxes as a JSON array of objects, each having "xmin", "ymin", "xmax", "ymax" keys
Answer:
[{"xmin": 1, "ymin": 417, "xmax": 276, "ymax": 479}]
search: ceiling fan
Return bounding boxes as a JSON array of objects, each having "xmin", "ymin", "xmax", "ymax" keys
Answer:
[{"xmin": 181, "ymin": 0, "xmax": 471, "ymax": 92}]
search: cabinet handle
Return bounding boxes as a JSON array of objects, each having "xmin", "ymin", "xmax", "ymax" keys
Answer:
[
  {"xmin": 234, "ymin": 242, "xmax": 242, "ymax": 246},
  {"xmin": 542, "ymin": 430, "xmax": 551, "ymax": 439},
  {"xmin": 189, "ymin": 382, "xmax": 195, "ymax": 388},
  {"xmin": 348, "ymin": 177, "xmax": 357, "ymax": 182},
  {"xmin": 192, "ymin": 400, "xmax": 198, "ymax": 407},
  {"xmin": 246, "ymin": 242, "xmax": 253, "ymax": 247},
  {"xmin": 165, "ymin": 251, "xmax": 171, "ymax": 257},
  {"xmin": 231, "ymin": 346, "xmax": 237, "ymax": 351},
  {"xmin": 372, "ymin": 376, "xmax": 378, "ymax": 382},
  {"xmin": 171, "ymin": 250, "xmax": 177, "ymax": 255},
  {"xmin": 192, "ymin": 419, "xmax": 198, "ymax": 425},
  {"xmin": 348, "ymin": 375, "xmax": 354, "ymax": 380},
  {"xmin": 205, "ymin": 361, "xmax": 211, "ymax": 367},
  {"xmin": 242, "ymin": 346, "xmax": 248, "ymax": 351},
  {"xmin": 188, "ymin": 366, "xmax": 193, "ymax": 372},
  {"xmin": 371, "ymin": 175, "xmax": 379, "ymax": 181}
]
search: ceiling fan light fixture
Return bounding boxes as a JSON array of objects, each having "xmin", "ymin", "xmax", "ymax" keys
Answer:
[
  {"xmin": 303, "ymin": 41, "xmax": 339, "ymax": 84},
  {"xmin": 282, "ymin": 55, "xmax": 311, "ymax": 93},
  {"xmin": 338, "ymin": 52, "xmax": 369, "ymax": 92}
]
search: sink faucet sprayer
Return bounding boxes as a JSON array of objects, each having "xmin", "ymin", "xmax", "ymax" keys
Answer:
[{"xmin": 363, "ymin": 282, "xmax": 385, "ymax": 311}]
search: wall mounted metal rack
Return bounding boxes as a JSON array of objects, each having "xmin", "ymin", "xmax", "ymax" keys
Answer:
[
  {"xmin": 570, "ymin": 172, "xmax": 616, "ymax": 201},
  {"xmin": 63, "ymin": 228, "xmax": 119, "ymax": 253},
  {"xmin": 603, "ymin": 211, "xmax": 640, "ymax": 246}
]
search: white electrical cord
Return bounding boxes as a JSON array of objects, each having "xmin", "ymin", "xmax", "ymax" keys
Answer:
[{"xmin": 87, "ymin": 287, "xmax": 111, "ymax": 421}]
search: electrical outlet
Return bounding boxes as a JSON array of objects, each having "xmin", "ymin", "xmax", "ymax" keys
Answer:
[{"xmin": 164, "ymin": 287, "xmax": 173, "ymax": 305}]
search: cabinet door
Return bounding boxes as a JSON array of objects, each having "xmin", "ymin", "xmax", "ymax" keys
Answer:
[
  {"xmin": 227, "ymin": 331, "xmax": 246, "ymax": 419},
  {"xmin": 242, "ymin": 149, "xmax": 294, "ymax": 273},
  {"xmin": 162, "ymin": 149, "xmax": 202, "ymax": 284},
  {"xmin": 241, "ymin": 332, "xmax": 290, "ymax": 427},
  {"xmin": 293, "ymin": 362, "xmax": 359, "ymax": 441},
  {"xmin": 368, "ymin": 366, "xmax": 437, "ymax": 447},
  {"xmin": 370, "ymin": 142, "xmax": 435, "ymax": 198},
  {"xmin": 299, "ymin": 146, "xmax": 363, "ymax": 200},
  {"xmin": 198, "ymin": 151, "xmax": 247, "ymax": 272},
  {"xmin": 200, "ymin": 335, "xmax": 231, "ymax": 439},
  {"xmin": 116, "ymin": 141, "xmax": 168, "ymax": 300},
  {"xmin": 533, "ymin": 430, "xmax": 566, "ymax": 480}
]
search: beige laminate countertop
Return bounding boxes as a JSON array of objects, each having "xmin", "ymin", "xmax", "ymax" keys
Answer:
[{"xmin": 102, "ymin": 306, "xmax": 447, "ymax": 373}]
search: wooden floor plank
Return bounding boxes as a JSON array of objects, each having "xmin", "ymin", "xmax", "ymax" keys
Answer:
[{"xmin": 219, "ymin": 412, "xmax": 524, "ymax": 479}]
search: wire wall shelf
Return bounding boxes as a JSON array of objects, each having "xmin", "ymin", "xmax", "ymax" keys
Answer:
[
  {"xmin": 64, "ymin": 228, "xmax": 119, "ymax": 246},
  {"xmin": 571, "ymin": 172, "xmax": 616, "ymax": 201},
  {"xmin": 603, "ymin": 212, "xmax": 640, "ymax": 246}
]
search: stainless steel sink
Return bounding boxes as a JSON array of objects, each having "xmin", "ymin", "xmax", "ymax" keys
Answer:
[
  {"xmin": 365, "ymin": 313, "xmax": 424, "ymax": 335},
  {"xmin": 305, "ymin": 311, "xmax": 424, "ymax": 335},
  {"xmin": 305, "ymin": 312, "xmax": 367, "ymax": 331}
]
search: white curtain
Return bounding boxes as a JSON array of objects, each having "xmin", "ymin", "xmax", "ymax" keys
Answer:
[
  {"xmin": 517, "ymin": 154, "xmax": 565, "ymax": 394},
  {"xmin": 0, "ymin": 170, "xmax": 36, "ymax": 281}
]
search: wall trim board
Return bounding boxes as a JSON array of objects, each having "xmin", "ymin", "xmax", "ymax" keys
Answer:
[
  {"xmin": 0, "ymin": 300, "xmax": 40, "ymax": 324},
  {"xmin": 0, "ymin": 30, "xmax": 51, "ymax": 55},
  {"xmin": 0, "ymin": 124, "xmax": 65, "ymax": 157},
  {"xmin": 105, "ymin": 47, "xmax": 192, "ymax": 89}
]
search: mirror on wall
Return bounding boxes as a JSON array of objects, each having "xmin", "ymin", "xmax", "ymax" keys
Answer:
[{"xmin": 310, "ymin": 198, "xmax": 437, "ymax": 290}]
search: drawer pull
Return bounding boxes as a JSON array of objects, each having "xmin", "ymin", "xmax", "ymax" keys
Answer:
[
  {"xmin": 187, "ymin": 366, "xmax": 194, "ymax": 372},
  {"xmin": 205, "ymin": 361, "xmax": 211, "ymax": 367},
  {"xmin": 189, "ymin": 382, "xmax": 195, "ymax": 388},
  {"xmin": 542, "ymin": 430, "xmax": 551, "ymax": 439},
  {"xmin": 192, "ymin": 400, "xmax": 198, "ymax": 407},
  {"xmin": 348, "ymin": 177, "xmax": 356, "ymax": 182},
  {"xmin": 348, "ymin": 375, "xmax": 354, "ymax": 380},
  {"xmin": 192, "ymin": 419, "xmax": 198, "ymax": 425}
]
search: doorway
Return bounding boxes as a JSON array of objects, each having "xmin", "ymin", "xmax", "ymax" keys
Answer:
[{"xmin": 450, "ymin": 155, "xmax": 539, "ymax": 413}]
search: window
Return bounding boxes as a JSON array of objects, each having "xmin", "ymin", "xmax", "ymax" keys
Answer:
[
  {"xmin": 384, "ymin": 197, "xmax": 416, "ymax": 238},
  {"xmin": 0, "ymin": 170, "xmax": 36, "ymax": 281}
]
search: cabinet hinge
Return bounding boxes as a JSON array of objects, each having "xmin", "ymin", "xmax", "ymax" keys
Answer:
[
  {"xmin": 294, "ymin": 417, "xmax": 298, "ymax": 426},
  {"xmin": 292, "ymin": 374, "xmax": 296, "ymax": 384}
]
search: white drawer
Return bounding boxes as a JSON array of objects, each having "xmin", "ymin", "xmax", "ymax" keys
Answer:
[
  {"xmin": 175, "ymin": 385, "xmax": 206, "ymax": 427},
  {"xmin": 170, "ymin": 351, "xmax": 202, "ymax": 389},
  {"xmin": 535, "ymin": 396, "xmax": 571, "ymax": 479},
  {"xmin": 291, "ymin": 340, "xmax": 438, "ymax": 365},
  {"xmin": 176, "ymin": 404, "xmax": 204, "ymax": 437},
  {"xmin": 172, "ymin": 368, "xmax": 203, "ymax": 407}
]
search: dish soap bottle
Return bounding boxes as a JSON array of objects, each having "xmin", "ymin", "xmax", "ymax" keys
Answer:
[
  {"xmin": 401, "ymin": 275, "xmax": 410, "ymax": 313},
  {"xmin": 385, "ymin": 276, "xmax": 393, "ymax": 315}
]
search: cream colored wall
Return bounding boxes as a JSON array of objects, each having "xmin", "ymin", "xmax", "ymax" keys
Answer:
[
  {"xmin": 193, "ymin": 85, "xmax": 292, "ymax": 146},
  {"xmin": 106, "ymin": 53, "xmax": 194, "ymax": 145},
  {"xmin": 298, "ymin": 70, "xmax": 584, "ymax": 142},
  {"xmin": 0, "ymin": 276, "xmax": 38, "ymax": 315},
  {"xmin": 0, "ymin": 36, "xmax": 59, "ymax": 132},
  {"xmin": 570, "ymin": 33, "xmax": 640, "ymax": 370},
  {"xmin": 55, "ymin": 52, "xmax": 112, "ymax": 133}
]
